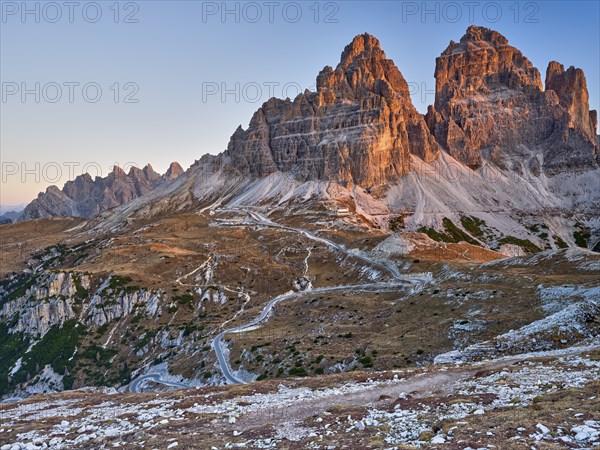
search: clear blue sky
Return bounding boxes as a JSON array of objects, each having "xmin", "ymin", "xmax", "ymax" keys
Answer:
[{"xmin": 1, "ymin": 0, "xmax": 599, "ymax": 205}]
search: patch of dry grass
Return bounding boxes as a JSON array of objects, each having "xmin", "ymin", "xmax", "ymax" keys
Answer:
[{"xmin": 0, "ymin": 217, "xmax": 84, "ymax": 276}]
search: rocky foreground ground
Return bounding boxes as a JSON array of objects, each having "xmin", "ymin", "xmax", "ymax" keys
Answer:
[{"xmin": 1, "ymin": 345, "xmax": 598, "ymax": 449}]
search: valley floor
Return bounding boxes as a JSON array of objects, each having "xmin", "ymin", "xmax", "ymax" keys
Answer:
[{"xmin": 0, "ymin": 209, "xmax": 598, "ymax": 450}]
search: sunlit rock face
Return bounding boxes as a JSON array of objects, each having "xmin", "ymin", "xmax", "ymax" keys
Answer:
[
  {"xmin": 426, "ymin": 25, "xmax": 598, "ymax": 173},
  {"xmin": 223, "ymin": 33, "xmax": 439, "ymax": 189}
]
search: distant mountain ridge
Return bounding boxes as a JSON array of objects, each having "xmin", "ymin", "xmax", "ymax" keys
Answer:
[
  {"xmin": 0, "ymin": 204, "xmax": 26, "ymax": 224},
  {"xmin": 0, "ymin": 210, "xmax": 21, "ymax": 224},
  {"xmin": 17, "ymin": 162, "xmax": 183, "ymax": 221}
]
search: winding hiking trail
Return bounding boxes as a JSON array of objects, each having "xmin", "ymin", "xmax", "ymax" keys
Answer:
[
  {"xmin": 130, "ymin": 208, "xmax": 427, "ymax": 390},
  {"xmin": 212, "ymin": 208, "xmax": 426, "ymax": 384},
  {"xmin": 212, "ymin": 282, "xmax": 417, "ymax": 384},
  {"xmin": 246, "ymin": 210, "xmax": 404, "ymax": 280}
]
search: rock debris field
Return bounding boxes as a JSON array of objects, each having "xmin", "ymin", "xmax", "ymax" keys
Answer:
[{"xmin": 1, "ymin": 347, "xmax": 599, "ymax": 449}]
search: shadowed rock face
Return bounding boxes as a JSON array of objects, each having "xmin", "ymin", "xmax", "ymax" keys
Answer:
[
  {"xmin": 21, "ymin": 186, "xmax": 75, "ymax": 220},
  {"xmin": 546, "ymin": 61, "xmax": 598, "ymax": 139},
  {"xmin": 164, "ymin": 162, "xmax": 184, "ymax": 180},
  {"xmin": 426, "ymin": 25, "xmax": 598, "ymax": 172},
  {"xmin": 223, "ymin": 33, "xmax": 439, "ymax": 189},
  {"xmin": 19, "ymin": 163, "xmax": 183, "ymax": 220}
]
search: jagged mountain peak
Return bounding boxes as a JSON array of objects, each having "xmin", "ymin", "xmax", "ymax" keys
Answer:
[
  {"xmin": 128, "ymin": 166, "xmax": 143, "ymax": 175},
  {"xmin": 460, "ymin": 24, "xmax": 509, "ymax": 45},
  {"xmin": 143, "ymin": 163, "xmax": 158, "ymax": 176},
  {"xmin": 338, "ymin": 32, "xmax": 384, "ymax": 67},
  {"xmin": 223, "ymin": 32, "xmax": 437, "ymax": 188},
  {"xmin": 45, "ymin": 185, "xmax": 61, "ymax": 194},
  {"xmin": 14, "ymin": 27, "xmax": 600, "ymax": 228},
  {"xmin": 427, "ymin": 25, "xmax": 597, "ymax": 172},
  {"xmin": 112, "ymin": 165, "xmax": 127, "ymax": 177},
  {"xmin": 436, "ymin": 25, "xmax": 542, "ymax": 111},
  {"xmin": 317, "ymin": 32, "xmax": 410, "ymax": 100},
  {"xmin": 165, "ymin": 162, "xmax": 184, "ymax": 180}
]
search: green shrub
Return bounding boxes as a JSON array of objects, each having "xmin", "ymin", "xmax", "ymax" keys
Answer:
[
  {"xmin": 2, "ymin": 274, "xmax": 38, "ymax": 305},
  {"xmin": 389, "ymin": 215, "xmax": 404, "ymax": 232},
  {"xmin": 136, "ymin": 330, "xmax": 157, "ymax": 350},
  {"xmin": 81, "ymin": 344, "xmax": 117, "ymax": 367},
  {"xmin": 96, "ymin": 323, "xmax": 110, "ymax": 335},
  {"xmin": 418, "ymin": 226, "xmax": 453, "ymax": 243},
  {"xmin": 419, "ymin": 218, "xmax": 480, "ymax": 245},
  {"xmin": 498, "ymin": 236, "xmax": 541, "ymax": 254},
  {"xmin": 552, "ymin": 235, "xmax": 568, "ymax": 249},
  {"xmin": 442, "ymin": 218, "xmax": 480, "ymax": 245},
  {"xmin": 73, "ymin": 275, "xmax": 89, "ymax": 302},
  {"xmin": 573, "ymin": 231, "xmax": 590, "ymax": 248},
  {"xmin": 288, "ymin": 367, "xmax": 308, "ymax": 377},
  {"xmin": 15, "ymin": 320, "xmax": 82, "ymax": 389},
  {"xmin": 358, "ymin": 356, "xmax": 373, "ymax": 368},
  {"xmin": 108, "ymin": 275, "xmax": 133, "ymax": 290},
  {"xmin": 0, "ymin": 324, "xmax": 30, "ymax": 395},
  {"xmin": 460, "ymin": 216, "xmax": 486, "ymax": 238},
  {"xmin": 175, "ymin": 294, "xmax": 194, "ymax": 307}
]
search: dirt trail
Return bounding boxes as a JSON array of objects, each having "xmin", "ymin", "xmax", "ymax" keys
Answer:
[
  {"xmin": 231, "ymin": 345, "xmax": 595, "ymax": 432},
  {"xmin": 232, "ymin": 367, "xmax": 475, "ymax": 431}
]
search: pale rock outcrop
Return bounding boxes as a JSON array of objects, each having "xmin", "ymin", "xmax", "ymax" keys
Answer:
[
  {"xmin": 85, "ymin": 290, "xmax": 160, "ymax": 327},
  {"xmin": 0, "ymin": 272, "xmax": 89, "ymax": 336},
  {"xmin": 0, "ymin": 271, "xmax": 163, "ymax": 335}
]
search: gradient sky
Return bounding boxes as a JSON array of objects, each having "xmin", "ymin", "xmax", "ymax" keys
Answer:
[{"xmin": 1, "ymin": 0, "xmax": 599, "ymax": 205}]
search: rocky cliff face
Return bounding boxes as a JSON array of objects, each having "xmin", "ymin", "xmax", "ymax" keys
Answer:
[
  {"xmin": 223, "ymin": 33, "xmax": 439, "ymax": 189},
  {"xmin": 22, "ymin": 186, "xmax": 75, "ymax": 219},
  {"xmin": 0, "ymin": 269, "xmax": 170, "ymax": 398},
  {"xmin": 17, "ymin": 29, "xmax": 598, "ymax": 222},
  {"xmin": 19, "ymin": 163, "xmax": 184, "ymax": 221},
  {"xmin": 220, "ymin": 27, "xmax": 597, "ymax": 188},
  {"xmin": 0, "ymin": 271, "xmax": 163, "ymax": 337},
  {"xmin": 426, "ymin": 26, "xmax": 599, "ymax": 173},
  {"xmin": 546, "ymin": 61, "xmax": 598, "ymax": 139},
  {"xmin": 0, "ymin": 272, "xmax": 83, "ymax": 337},
  {"xmin": 85, "ymin": 289, "xmax": 162, "ymax": 328}
]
